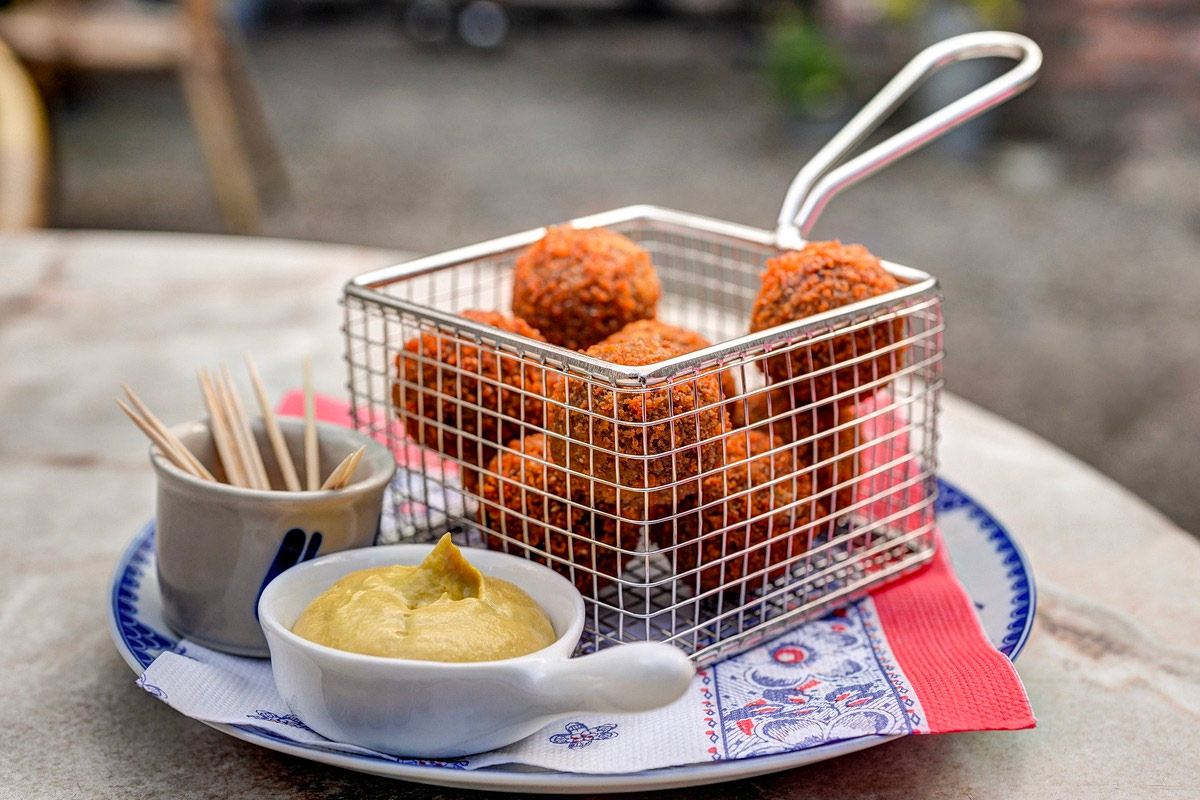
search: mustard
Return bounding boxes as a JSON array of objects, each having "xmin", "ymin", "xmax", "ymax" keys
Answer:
[{"xmin": 291, "ymin": 534, "xmax": 556, "ymax": 662}]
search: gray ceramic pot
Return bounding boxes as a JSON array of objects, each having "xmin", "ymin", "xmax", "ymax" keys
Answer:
[{"xmin": 152, "ymin": 418, "xmax": 396, "ymax": 657}]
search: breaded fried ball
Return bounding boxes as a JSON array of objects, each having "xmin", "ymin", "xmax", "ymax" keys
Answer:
[
  {"xmin": 727, "ymin": 387, "xmax": 773, "ymax": 432},
  {"xmin": 670, "ymin": 429, "xmax": 817, "ymax": 594},
  {"xmin": 600, "ymin": 319, "xmax": 739, "ymax": 404},
  {"xmin": 601, "ymin": 319, "xmax": 711, "ymax": 352},
  {"xmin": 730, "ymin": 386, "xmax": 859, "ymax": 514},
  {"xmin": 393, "ymin": 310, "xmax": 546, "ymax": 480},
  {"xmin": 545, "ymin": 339, "xmax": 729, "ymax": 522},
  {"xmin": 512, "ymin": 225, "xmax": 660, "ymax": 352},
  {"xmin": 477, "ymin": 435, "xmax": 630, "ymax": 593},
  {"xmin": 750, "ymin": 240, "xmax": 905, "ymax": 404}
]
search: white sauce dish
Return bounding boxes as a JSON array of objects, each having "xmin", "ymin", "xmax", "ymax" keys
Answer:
[{"xmin": 258, "ymin": 543, "xmax": 695, "ymax": 758}]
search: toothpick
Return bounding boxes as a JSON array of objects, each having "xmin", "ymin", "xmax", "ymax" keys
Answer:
[
  {"xmin": 120, "ymin": 384, "xmax": 214, "ymax": 481},
  {"xmin": 334, "ymin": 445, "xmax": 366, "ymax": 489},
  {"xmin": 245, "ymin": 354, "xmax": 301, "ymax": 492},
  {"xmin": 303, "ymin": 355, "xmax": 318, "ymax": 491},
  {"xmin": 213, "ymin": 370, "xmax": 252, "ymax": 487},
  {"xmin": 221, "ymin": 365, "xmax": 270, "ymax": 490},
  {"xmin": 320, "ymin": 446, "xmax": 366, "ymax": 491},
  {"xmin": 198, "ymin": 368, "xmax": 249, "ymax": 488},
  {"xmin": 116, "ymin": 398, "xmax": 204, "ymax": 480}
]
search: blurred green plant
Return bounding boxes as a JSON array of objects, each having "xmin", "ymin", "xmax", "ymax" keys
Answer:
[
  {"xmin": 764, "ymin": 10, "xmax": 847, "ymax": 117},
  {"xmin": 878, "ymin": 0, "xmax": 1022, "ymax": 26}
]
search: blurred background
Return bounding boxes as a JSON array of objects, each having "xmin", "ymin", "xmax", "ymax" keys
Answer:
[{"xmin": 1, "ymin": 0, "xmax": 1197, "ymax": 533}]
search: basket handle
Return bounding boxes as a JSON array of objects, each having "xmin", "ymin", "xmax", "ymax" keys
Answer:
[{"xmin": 774, "ymin": 30, "xmax": 1042, "ymax": 247}]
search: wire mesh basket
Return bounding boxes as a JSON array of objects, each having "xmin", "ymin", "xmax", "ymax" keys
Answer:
[{"xmin": 342, "ymin": 32, "xmax": 1041, "ymax": 665}]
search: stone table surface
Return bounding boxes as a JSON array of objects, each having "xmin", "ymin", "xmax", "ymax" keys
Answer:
[{"xmin": 1, "ymin": 231, "xmax": 1196, "ymax": 800}]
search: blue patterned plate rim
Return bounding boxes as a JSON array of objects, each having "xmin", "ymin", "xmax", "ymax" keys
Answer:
[
  {"xmin": 107, "ymin": 477, "xmax": 1035, "ymax": 793},
  {"xmin": 936, "ymin": 479, "xmax": 1037, "ymax": 659}
]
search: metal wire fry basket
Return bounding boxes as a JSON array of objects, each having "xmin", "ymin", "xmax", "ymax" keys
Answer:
[{"xmin": 342, "ymin": 32, "xmax": 1041, "ymax": 665}]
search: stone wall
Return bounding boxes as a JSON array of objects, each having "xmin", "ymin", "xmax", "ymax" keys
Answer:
[
  {"xmin": 1023, "ymin": 0, "xmax": 1200, "ymax": 156},
  {"xmin": 819, "ymin": 0, "xmax": 1200, "ymax": 159}
]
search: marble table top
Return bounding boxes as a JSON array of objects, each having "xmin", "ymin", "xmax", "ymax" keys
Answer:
[{"xmin": 1, "ymin": 231, "xmax": 1196, "ymax": 799}]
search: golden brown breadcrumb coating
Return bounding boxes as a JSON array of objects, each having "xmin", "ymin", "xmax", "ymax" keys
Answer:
[
  {"xmin": 512, "ymin": 225, "xmax": 660, "ymax": 352},
  {"xmin": 669, "ymin": 429, "xmax": 818, "ymax": 594},
  {"xmin": 477, "ymin": 435, "xmax": 630, "ymax": 593},
  {"xmin": 729, "ymin": 385, "xmax": 859, "ymax": 514},
  {"xmin": 599, "ymin": 319, "xmax": 739, "ymax": 404},
  {"xmin": 750, "ymin": 240, "xmax": 905, "ymax": 404},
  {"xmin": 601, "ymin": 319, "xmax": 711, "ymax": 352},
  {"xmin": 393, "ymin": 310, "xmax": 546, "ymax": 478},
  {"xmin": 545, "ymin": 338, "xmax": 729, "ymax": 522}
]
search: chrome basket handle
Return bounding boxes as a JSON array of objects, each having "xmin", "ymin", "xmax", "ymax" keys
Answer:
[{"xmin": 774, "ymin": 30, "xmax": 1042, "ymax": 248}]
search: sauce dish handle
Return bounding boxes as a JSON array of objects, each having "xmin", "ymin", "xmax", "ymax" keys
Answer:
[{"xmin": 533, "ymin": 643, "xmax": 695, "ymax": 714}]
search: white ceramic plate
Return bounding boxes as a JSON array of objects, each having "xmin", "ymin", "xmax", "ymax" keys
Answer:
[{"xmin": 109, "ymin": 477, "xmax": 1034, "ymax": 793}]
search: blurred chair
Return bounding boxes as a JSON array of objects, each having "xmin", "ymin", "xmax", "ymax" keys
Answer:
[
  {"xmin": 0, "ymin": 0, "xmax": 286, "ymax": 233},
  {"xmin": 0, "ymin": 39, "xmax": 49, "ymax": 230}
]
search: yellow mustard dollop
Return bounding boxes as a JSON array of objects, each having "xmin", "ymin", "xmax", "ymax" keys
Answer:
[{"xmin": 291, "ymin": 534, "xmax": 556, "ymax": 662}]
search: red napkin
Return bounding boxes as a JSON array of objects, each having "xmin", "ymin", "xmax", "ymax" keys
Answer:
[
  {"xmin": 857, "ymin": 396, "xmax": 1034, "ymax": 732},
  {"xmin": 277, "ymin": 390, "xmax": 1034, "ymax": 735}
]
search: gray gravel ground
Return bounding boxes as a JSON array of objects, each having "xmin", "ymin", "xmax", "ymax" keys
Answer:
[{"xmin": 50, "ymin": 18, "xmax": 1200, "ymax": 534}]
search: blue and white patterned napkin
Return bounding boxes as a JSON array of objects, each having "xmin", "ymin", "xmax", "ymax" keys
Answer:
[{"xmin": 138, "ymin": 597, "xmax": 929, "ymax": 774}]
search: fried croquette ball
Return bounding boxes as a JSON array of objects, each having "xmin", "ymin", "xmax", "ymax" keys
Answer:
[
  {"xmin": 545, "ymin": 339, "xmax": 728, "ymax": 522},
  {"xmin": 730, "ymin": 386, "xmax": 859, "ymax": 515},
  {"xmin": 750, "ymin": 240, "xmax": 905, "ymax": 404},
  {"xmin": 512, "ymin": 225, "xmax": 660, "ymax": 352},
  {"xmin": 783, "ymin": 400, "xmax": 859, "ymax": 515},
  {"xmin": 477, "ymin": 435, "xmax": 630, "ymax": 592},
  {"xmin": 393, "ymin": 310, "xmax": 546, "ymax": 477},
  {"xmin": 600, "ymin": 319, "xmax": 739, "ymax": 404},
  {"xmin": 670, "ymin": 429, "xmax": 817, "ymax": 594},
  {"xmin": 601, "ymin": 319, "xmax": 711, "ymax": 352},
  {"xmin": 727, "ymin": 387, "xmax": 771, "ymax": 432}
]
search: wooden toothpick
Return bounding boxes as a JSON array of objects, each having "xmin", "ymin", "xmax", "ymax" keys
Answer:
[
  {"xmin": 320, "ymin": 445, "xmax": 366, "ymax": 491},
  {"xmin": 116, "ymin": 398, "xmax": 206, "ymax": 480},
  {"xmin": 245, "ymin": 355, "xmax": 301, "ymax": 492},
  {"xmin": 303, "ymin": 355, "xmax": 318, "ymax": 491}
]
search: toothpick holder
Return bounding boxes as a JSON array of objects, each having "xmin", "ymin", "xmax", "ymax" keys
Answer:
[{"xmin": 151, "ymin": 418, "xmax": 396, "ymax": 656}]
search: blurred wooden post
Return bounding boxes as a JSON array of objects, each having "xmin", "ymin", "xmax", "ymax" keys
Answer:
[
  {"xmin": 180, "ymin": 0, "xmax": 261, "ymax": 233},
  {"xmin": 0, "ymin": 0, "xmax": 286, "ymax": 234},
  {"xmin": 0, "ymin": 40, "xmax": 49, "ymax": 231},
  {"xmin": 220, "ymin": 34, "xmax": 288, "ymax": 203}
]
